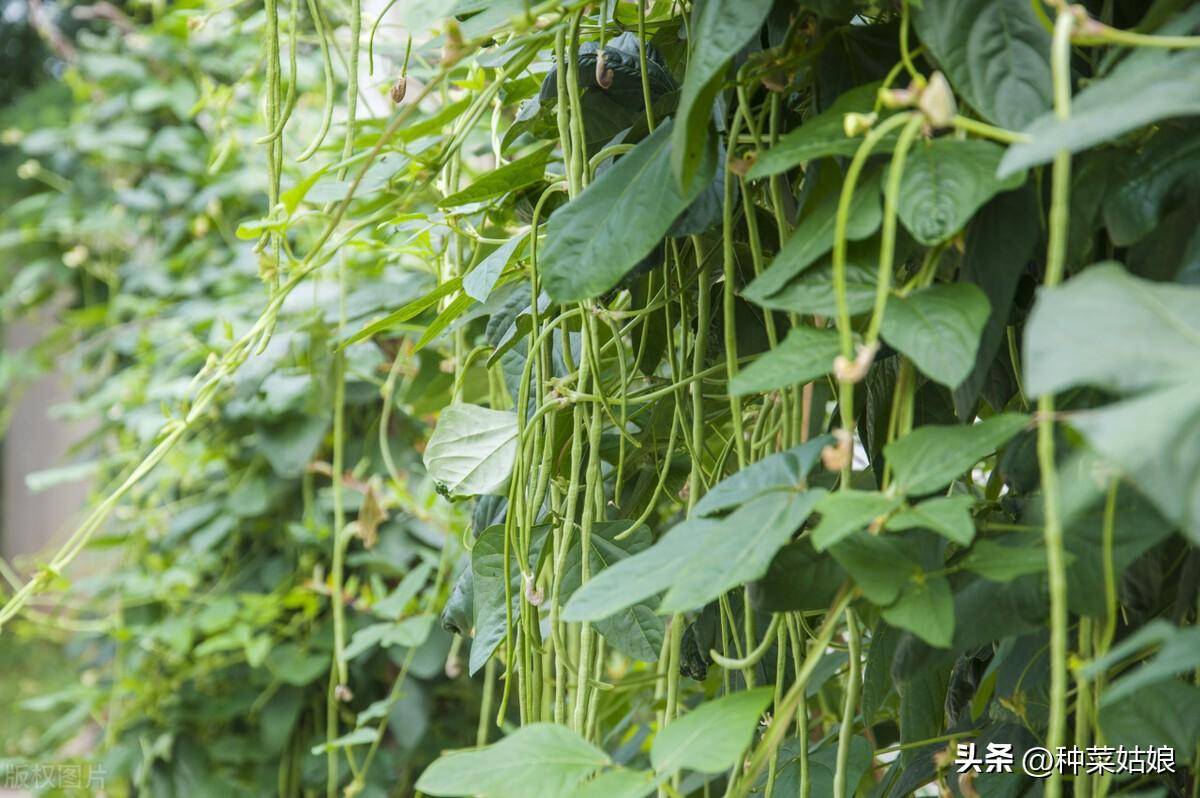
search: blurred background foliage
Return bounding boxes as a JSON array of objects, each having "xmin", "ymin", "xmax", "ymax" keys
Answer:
[{"xmin": 1, "ymin": 2, "xmax": 480, "ymax": 795}]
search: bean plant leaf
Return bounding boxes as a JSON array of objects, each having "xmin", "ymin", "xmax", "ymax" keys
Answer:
[
  {"xmin": 747, "ymin": 82, "xmax": 894, "ymax": 179},
  {"xmin": 897, "ymin": 139, "xmax": 1025, "ymax": 246},
  {"xmin": 743, "ymin": 169, "xmax": 884, "ymax": 300},
  {"xmin": 1023, "ymin": 263, "xmax": 1200, "ymax": 541},
  {"xmin": 959, "ymin": 539, "xmax": 1056, "ymax": 583},
  {"xmin": 540, "ymin": 119, "xmax": 715, "ymax": 302},
  {"xmin": 881, "ymin": 283, "xmax": 992, "ymax": 389},
  {"xmin": 650, "ymin": 688, "xmax": 773, "ymax": 776},
  {"xmin": 727, "ymin": 326, "xmax": 843, "ymax": 396},
  {"xmin": 913, "ymin": 0, "xmax": 1051, "ymax": 131},
  {"xmin": 695, "ymin": 435, "xmax": 831, "ymax": 516},
  {"xmin": 1079, "ymin": 621, "xmax": 1200, "ymax": 706},
  {"xmin": 463, "ymin": 235, "xmax": 525, "ymax": 302},
  {"xmin": 1000, "ymin": 36, "xmax": 1200, "ymax": 176},
  {"xmin": 470, "ymin": 524, "xmax": 550, "ymax": 675},
  {"xmin": 884, "ymin": 413, "xmax": 1029, "ymax": 496},
  {"xmin": 437, "ymin": 142, "xmax": 554, "ymax": 209},
  {"xmin": 810, "ymin": 490, "xmax": 904, "ymax": 551},
  {"xmin": 416, "ymin": 723, "xmax": 610, "ymax": 798},
  {"xmin": 559, "ymin": 522, "xmax": 665, "ymax": 662},
  {"xmin": 886, "ymin": 495, "xmax": 976, "ymax": 546},
  {"xmin": 423, "ymin": 404, "xmax": 519, "ymax": 498},
  {"xmin": 671, "ymin": 0, "xmax": 774, "ymax": 189},
  {"xmin": 880, "ymin": 575, "xmax": 955, "ymax": 649}
]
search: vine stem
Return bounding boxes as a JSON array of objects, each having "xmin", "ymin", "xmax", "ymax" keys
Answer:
[
  {"xmin": 1039, "ymin": 11, "xmax": 1077, "ymax": 798},
  {"xmin": 833, "ymin": 609, "xmax": 861, "ymax": 798}
]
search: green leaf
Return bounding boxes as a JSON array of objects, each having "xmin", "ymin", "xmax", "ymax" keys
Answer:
[
  {"xmin": 423, "ymin": 404, "xmax": 519, "ymax": 498},
  {"xmin": 886, "ymin": 495, "xmax": 976, "ymax": 545},
  {"xmin": 340, "ymin": 277, "xmax": 462, "ymax": 348},
  {"xmin": 415, "ymin": 723, "xmax": 610, "ymax": 798},
  {"xmin": 751, "ymin": 540, "xmax": 847, "ymax": 613},
  {"xmin": 884, "ymin": 413, "xmax": 1028, "ymax": 496},
  {"xmin": 728, "ymin": 326, "xmax": 843, "ymax": 396},
  {"xmin": 566, "ymin": 769, "xmax": 655, "ymax": 798},
  {"xmin": 559, "ymin": 522, "xmax": 665, "ymax": 662},
  {"xmin": 998, "ymin": 21, "xmax": 1200, "ymax": 176},
  {"xmin": 695, "ymin": 435, "xmax": 831, "ymax": 516},
  {"xmin": 830, "ymin": 534, "xmax": 919, "ymax": 605},
  {"xmin": 881, "ymin": 575, "xmax": 954, "ymax": 648},
  {"xmin": 563, "ymin": 489, "xmax": 824, "ymax": 620},
  {"xmin": 437, "ymin": 142, "xmax": 553, "ymax": 208},
  {"xmin": 747, "ymin": 82, "xmax": 893, "ymax": 179},
  {"xmin": 463, "ymin": 235, "xmax": 526, "ymax": 302},
  {"xmin": 743, "ymin": 170, "xmax": 883, "ymax": 300},
  {"xmin": 265, "ymin": 643, "xmax": 330, "ymax": 687},
  {"xmin": 1079, "ymin": 621, "xmax": 1200, "ymax": 706},
  {"xmin": 745, "ymin": 239, "xmax": 880, "ymax": 317},
  {"xmin": 1098, "ymin": 679, "xmax": 1200, "ymax": 755},
  {"xmin": 650, "ymin": 688, "xmax": 773, "ymax": 776},
  {"xmin": 959, "ymin": 539, "xmax": 1055, "ymax": 583},
  {"xmin": 895, "ymin": 138, "xmax": 1025, "ymax": 246},
  {"xmin": 540, "ymin": 119, "xmax": 714, "ymax": 302},
  {"xmin": 671, "ymin": 0, "xmax": 773, "ymax": 188},
  {"xmin": 470, "ymin": 524, "xmax": 551, "ymax": 675},
  {"xmin": 881, "ymin": 283, "xmax": 991, "ymax": 389},
  {"xmin": 343, "ymin": 615, "xmax": 435, "ymax": 661},
  {"xmin": 1102, "ymin": 125, "xmax": 1200, "ymax": 247},
  {"xmin": 810, "ymin": 490, "xmax": 904, "ymax": 551},
  {"xmin": 914, "ymin": 0, "xmax": 1051, "ymax": 130},
  {"xmin": 1023, "ymin": 264, "xmax": 1200, "ymax": 541}
]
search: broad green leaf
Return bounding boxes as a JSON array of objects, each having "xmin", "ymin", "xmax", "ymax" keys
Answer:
[
  {"xmin": 343, "ymin": 615, "xmax": 435, "ymax": 661},
  {"xmin": 423, "ymin": 404, "xmax": 518, "ymax": 498},
  {"xmin": 437, "ymin": 142, "xmax": 553, "ymax": 208},
  {"xmin": 1023, "ymin": 264, "xmax": 1200, "ymax": 541},
  {"xmin": 743, "ymin": 170, "xmax": 883, "ymax": 300},
  {"xmin": 340, "ymin": 276, "xmax": 462, "ymax": 348},
  {"xmin": 416, "ymin": 723, "xmax": 610, "ymax": 798},
  {"xmin": 746, "ymin": 239, "xmax": 879, "ymax": 317},
  {"xmin": 1000, "ymin": 42, "xmax": 1200, "ymax": 177},
  {"xmin": 881, "ymin": 575, "xmax": 954, "ymax": 648},
  {"xmin": 564, "ymin": 489, "xmax": 824, "ymax": 620},
  {"xmin": 469, "ymin": 524, "xmax": 550, "ymax": 675},
  {"xmin": 540, "ymin": 119, "xmax": 714, "ymax": 302},
  {"xmin": 561, "ymin": 519, "xmax": 703, "ymax": 624},
  {"xmin": 650, "ymin": 688, "xmax": 773, "ymax": 776},
  {"xmin": 881, "ymin": 283, "xmax": 991, "ymax": 388},
  {"xmin": 1024, "ymin": 263, "xmax": 1200, "ymax": 396},
  {"xmin": 1102, "ymin": 124, "xmax": 1200, "ymax": 247},
  {"xmin": 751, "ymin": 540, "xmax": 846, "ymax": 613},
  {"xmin": 728, "ymin": 326, "xmax": 843, "ymax": 396},
  {"xmin": 1079, "ymin": 621, "xmax": 1200, "ymax": 706},
  {"xmin": 914, "ymin": 0, "xmax": 1051, "ymax": 131},
  {"xmin": 747, "ymin": 83, "xmax": 892, "ymax": 179},
  {"xmin": 659, "ymin": 490, "xmax": 825, "ymax": 613},
  {"xmin": 884, "ymin": 413, "xmax": 1028, "ymax": 495},
  {"xmin": 463, "ymin": 235, "xmax": 525, "ymax": 301},
  {"xmin": 265, "ymin": 643, "xmax": 330, "ymax": 687},
  {"xmin": 671, "ymin": 0, "xmax": 773, "ymax": 188},
  {"xmin": 1098, "ymin": 679, "xmax": 1200, "ymax": 756},
  {"xmin": 810, "ymin": 490, "xmax": 904, "ymax": 551},
  {"xmin": 566, "ymin": 769, "xmax": 655, "ymax": 798},
  {"xmin": 895, "ymin": 138, "xmax": 1025, "ymax": 246},
  {"xmin": 559, "ymin": 522, "xmax": 665, "ymax": 662},
  {"xmin": 886, "ymin": 495, "xmax": 976, "ymax": 545},
  {"xmin": 959, "ymin": 539, "xmax": 1054, "ymax": 583},
  {"xmin": 695, "ymin": 435, "xmax": 831, "ymax": 516},
  {"xmin": 830, "ymin": 534, "xmax": 919, "ymax": 605}
]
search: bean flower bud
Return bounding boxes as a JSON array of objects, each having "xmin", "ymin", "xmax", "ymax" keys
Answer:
[
  {"xmin": 821, "ymin": 428, "xmax": 853, "ymax": 472},
  {"xmin": 843, "ymin": 112, "xmax": 877, "ymax": 138},
  {"xmin": 918, "ymin": 71, "xmax": 957, "ymax": 129},
  {"xmin": 390, "ymin": 76, "xmax": 407, "ymax": 105}
]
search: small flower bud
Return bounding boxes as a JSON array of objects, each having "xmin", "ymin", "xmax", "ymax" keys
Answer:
[
  {"xmin": 334, "ymin": 684, "xmax": 354, "ymax": 703},
  {"xmin": 17, "ymin": 159, "xmax": 40, "ymax": 180},
  {"xmin": 821, "ymin": 428, "xmax": 853, "ymax": 472},
  {"xmin": 62, "ymin": 244, "xmax": 89, "ymax": 269},
  {"xmin": 843, "ymin": 112, "xmax": 877, "ymax": 138},
  {"xmin": 523, "ymin": 573, "xmax": 544, "ymax": 606},
  {"xmin": 918, "ymin": 71, "xmax": 957, "ymax": 129},
  {"xmin": 833, "ymin": 342, "xmax": 878, "ymax": 384},
  {"xmin": 1, "ymin": 128, "xmax": 23, "ymax": 145}
]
